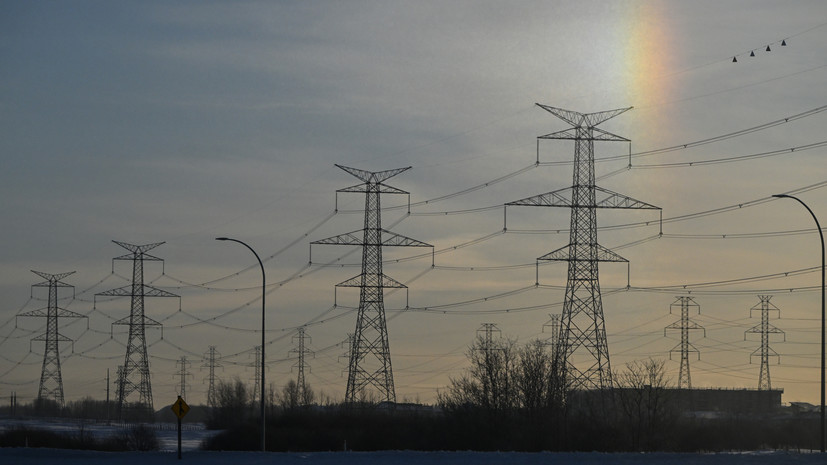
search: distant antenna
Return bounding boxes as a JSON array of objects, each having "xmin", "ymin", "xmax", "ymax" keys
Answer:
[
  {"xmin": 745, "ymin": 295, "xmax": 785, "ymax": 390},
  {"xmin": 17, "ymin": 271, "xmax": 86, "ymax": 406},
  {"xmin": 664, "ymin": 296, "xmax": 705, "ymax": 389}
]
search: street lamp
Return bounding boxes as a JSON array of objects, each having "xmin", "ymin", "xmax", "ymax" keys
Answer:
[
  {"xmin": 216, "ymin": 237, "xmax": 266, "ymax": 452},
  {"xmin": 772, "ymin": 194, "xmax": 825, "ymax": 453}
]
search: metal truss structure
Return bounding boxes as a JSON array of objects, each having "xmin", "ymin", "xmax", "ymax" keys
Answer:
[
  {"xmin": 312, "ymin": 165, "xmax": 432, "ymax": 404},
  {"xmin": 202, "ymin": 346, "xmax": 222, "ymax": 408},
  {"xmin": 665, "ymin": 296, "xmax": 706, "ymax": 389},
  {"xmin": 18, "ymin": 271, "xmax": 86, "ymax": 406},
  {"xmin": 745, "ymin": 295, "xmax": 785, "ymax": 390},
  {"xmin": 96, "ymin": 241, "xmax": 178, "ymax": 420},
  {"xmin": 290, "ymin": 327, "xmax": 314, "ymax": 403},
  {"xmin": 507, "ymin": 104, "xmax": 659, "ymax": 391}
]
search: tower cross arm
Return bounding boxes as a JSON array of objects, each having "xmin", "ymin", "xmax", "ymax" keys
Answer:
[
  {"xmin": 594, "ymin": 187, "xmax": 660, "ymax": 209},
  {"xmin": 336, "ymin": 273, "xmax": 407, "ymax": 289},
  {"xmin": 112, "ymin": 240, "xmax": 165, "ymax": 255},
  {"xmin": 96, "ymin": 285, "xmax": 178, "ymax": 298},
  {"xmin": 539, "ymin": 127, "xmax": 630, "ymax": 142},
  {"xmin": 32, "ymin": 332, "xmax": 73, "ymax": 343},
  {"xmin": 506, "ymin": 187, "xmax": 572, "ymax": 207},
  {"xmin": 380, "ymin": 230, "xmax": 432, "ymax": 248},
  {"xmin": 336, "ymin": 164, "xmax": 411, "ymax": 184},
  {"xmin": 311, "ymin": 230, "xmax": 364, "ymax": 246},
  {"xmin": 536, "ymin": 103, "xmax": 632, "ymax": 128},
  {"xmin": 537, "ymin": 243, "xmax": 628, "ymax": 263},
  {"xmin": 338, "ymin": 183, "xmax": 409, "ymax": 195},
  {"xmin": 31, "ymin": 270, "xmax": 75, "ymax": 284},
  {"xmin": 113, "ymin": 315, "xmax": 163, "ymax": 326}
]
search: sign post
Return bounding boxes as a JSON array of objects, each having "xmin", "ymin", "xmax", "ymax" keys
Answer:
[{"xmin": 171, "ymin": 396, "xmax": 190, "ymax": 460}]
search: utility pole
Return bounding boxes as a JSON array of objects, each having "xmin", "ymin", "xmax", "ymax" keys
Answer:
[
  {"xmin": 290, "ymin": 327, "xmax": 314, "ymax": 404},
  {"xmin": 96, "ymin": 241, "xmax": 178, "ymax": 421},
  {"xmin": 17, "ymin": 271, "xmax": 86, "ymax": 407},
  {"xmin": 202, "ymin": 346, "xmax": 222, "ymax": 408},
  {"xmin": 312, "ymin": 165, "xmax": 432, "ymax": 404},
  {"xmin": 745, "ymin": 295, "xmax": 785, "ymax": 390},
  {"xmin": 506, "ymin": 104, "xmax": 660, "ymax": 392},
  {"xmin": 664, "ymin": 296, "xmax": 705, "ymax": 389}
]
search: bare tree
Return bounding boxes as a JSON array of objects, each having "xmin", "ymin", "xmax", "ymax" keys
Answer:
[
  {"xmin": 516, "ymin": 339, "xmax": 556, "ymax": 414},
  {"xmin": 440, "ymin": 336, "xmax": 526, "ymax": 413},
  {"xmin": 208, "ymin": 377, "xmax": 251, "ymax": 429},
  {"xmin": 615, "ymin": 358, "xmax": 675, "ymax": 450}
]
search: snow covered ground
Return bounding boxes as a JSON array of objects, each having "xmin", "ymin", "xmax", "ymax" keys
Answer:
[
  {"xmin": 1, "ymin": 419, "xmax": 825, "ymax": 464},
  {"xmin": 1, "ymin": 449, "xmax": 825, "ymax": 465}
]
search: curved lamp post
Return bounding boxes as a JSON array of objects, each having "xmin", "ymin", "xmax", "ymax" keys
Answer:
[
  {"xmin": 772, "ymin": 194, "xmax": 825, "ymax": 453},
  {"xmin": 216, "ymin": 237, "xmax": 266, "ymax": 452}
]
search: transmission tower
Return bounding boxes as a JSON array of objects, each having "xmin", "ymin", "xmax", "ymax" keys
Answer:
[
  {"xmin": 290, "ymin": 327, "xmax": 314, "ymax": 403},
  {"xmin": 251, "ymin": 345, "xmax": 261, "ymax": 404},
  {"xmin": 507, "ymin": 104, "xmax": 660, "ymax": 391},
  {"xmin": 338, "ymin": 333, "xmax": 354, "ymax": 377},
  {"xmin": 477, "ymin": 323, "xmax": 502, "ymax": 353},
  {"xmin": 17, "ymin": 271, "xmax": 86, "ymax": 406},
  {"xmin": 745, "ymin": 295, "xmax": 785, "ymax": 390},
  {"xmin": 96, "ymin": 241, "xmax": 178, "ymax": 420},
  {"xmin": 542, "ymin": 314, "xmax": 561, "ymax": 346},
  {"xmin": 312, "ymin": 165, "xmax": 432, "ymax": 404},
  {"xmin": 664, "ymin": 296, "xmax": 705, "ymax": 389},
  {"xmin": 202, "ymin": 346, "xmax": 222, "ymax": 408},
  {"xmin": 542, "ymin": 314, "xmax": 561, "ymax": 365},
  {"xmin": 174, "ymin": 356, "xmax": 193, "ymax": 400}
]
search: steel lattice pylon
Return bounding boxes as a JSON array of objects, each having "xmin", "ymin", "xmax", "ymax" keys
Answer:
[
  {"xmin": 96, "ymin": 241, "xmax": 178, "ymax": 420},
  {"xmin": 745, "ymin": 295, "xmax": 785, "ymax": 390},
  {"xmin": 250, "ymin": 345, "xmax": 261, "ymax": 404},
  {"xmin": 312, "ymin": 165, "xmax": 432, "ymax": 404},
  {"xmin": 664, "ymin": 296, "xmax": 705, "ymax": 389},
  {"xmin": 507, "ymin": 104, "xmax": 660, "ymax": 391},
  {"xmin": 202, "ymin": 346, "xmax": 222, "ymax": 408},
  {"xmin": 18, "ymin": 271, "xmax": 86, "ymax": 406},
  {"xmin": 290, "ymin": 327, "xmax": 314, "ymax": 404},
  {"xmin": 175, "ymin": 356, "xmax": 192, "ymax": 400}
]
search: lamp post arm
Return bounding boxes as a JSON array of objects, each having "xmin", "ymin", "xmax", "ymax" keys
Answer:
[
  {"xmin": 216, "ymin": 237, "xmax": 267, "ymax": 452},
  {"xmin": 773, "ymin": 194, "xmax": 825, "ymax": 453}
]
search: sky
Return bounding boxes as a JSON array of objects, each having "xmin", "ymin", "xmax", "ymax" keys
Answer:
[{"xmin": 1, "ymin": 0, "xmax": 827, "ymax": 407}]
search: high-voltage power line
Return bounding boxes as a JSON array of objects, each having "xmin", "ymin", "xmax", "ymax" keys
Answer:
[
  {"xmin": 312, "ymin": 165, "xmax": 433, "ymax": 404},
  {"xmin": 745, "ymin": 295, "xmax": 785, "ymax": 390},
  {"xmin": 201, "ymin": 346, "xmax": 222, "ymax": 408},
  {"xmin": 290, "ymin": 327, "xmax": 314, "ymax": 404},
  {"xmin": 507, "ymin": 104, "xmax": 660, "ymax": 392},
  {"xmin": 175, "ymin": 356, "xmax": 192, "ymax": 400},
  {"xmin": 96, "ymin": 241, "xmax": 178, "ymax": 420},
  {"xmin": 664, "ymin": 296, "xmax": 706, "ymax": 389},
  {"xmin": 17, "ymin": 271, "xmax": 86, "ymax": 406}
]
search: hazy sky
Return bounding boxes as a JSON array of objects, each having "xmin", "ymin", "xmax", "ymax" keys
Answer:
[{"xmin": 2, "ymin": 1, "xmax": 826, "ymax": 407}]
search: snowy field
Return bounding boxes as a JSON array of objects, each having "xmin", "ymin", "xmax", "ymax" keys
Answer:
[
  {"xmin": 1, "ymin": 420, "xmax": 825, "ymax": 464},
  {"xmin": 1, "ymin": 449, "xmax": 825, "ymax": 465}
]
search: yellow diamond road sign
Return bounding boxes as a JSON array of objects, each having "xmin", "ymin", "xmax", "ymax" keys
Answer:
[{"xmin": 171, "ymin": 396, "xmax": 190, "ymax": 419}]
